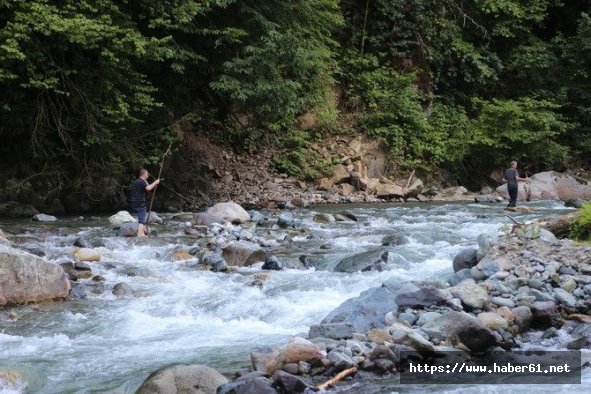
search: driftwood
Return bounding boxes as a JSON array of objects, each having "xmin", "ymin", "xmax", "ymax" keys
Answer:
[
  {"xmin": 404, "ymin": 169, "xmax": 416, "ymax": 190},
  {"xmin": 317, "ymin": 367, "xmax": 357, "ymax": 391}
]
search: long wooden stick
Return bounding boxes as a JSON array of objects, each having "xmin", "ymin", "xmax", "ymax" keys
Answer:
[
  {"xmin": 405, "ymin": 169, "xmax": 416, "ymax": 189},
  {"xmin": 317, "ymin": 367, "xmax": 357, "ymax": 391},
  {"xmin": 146, "ymin": 142, "xmax": 173, "ymax": 231}
]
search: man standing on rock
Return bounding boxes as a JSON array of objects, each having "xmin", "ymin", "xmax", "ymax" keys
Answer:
[
  {"xmin": 502, "ymin": 160, "xmax": 529, "ymax": 207},
  {"xmin": 130, "ymin": 169, "xmax": 160, "ymax": 236}
]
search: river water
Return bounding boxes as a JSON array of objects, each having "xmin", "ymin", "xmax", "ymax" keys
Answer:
[{"xmin": 0, "ymin": 201, "xmax": 588, "ymax": 393}]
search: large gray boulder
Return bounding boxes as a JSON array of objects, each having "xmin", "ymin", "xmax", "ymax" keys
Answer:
[
  {"xmin": 195, "ymin": 213, "xmax": 225, "ymax": 226},
  {"xmin": 495, "ymin": 171, "xmax": 591, "ymax": 201},
  {"xmin": 317, "ymin": 278, "xmax": 420, "ymax": 333},
  {"xmin": 334, "ymin": 249, "xmax": 389, "ymax": 273},
  {"xmin": 109, "ymin": 211, "xmax": 136, "ymax": 227},
  {"xmin": 0, "ymin": 243, "xmax": 71, "ymax": 306},
  {"xmin": 421, "ymin": 312, "xmax": 497, "ymax": 352},
  {"xmin": 222, "ymin": 241, "xmax": 267, "ymax": 267},
  {"xmin": 136, "ymin": 364, "xmax": 228, "ymax": 394},
  {"xmin": 452, "ymin": 248, "xmax": 478, "ymax": 272},
  {"xmin": 206, "ymin": 202, "xmax": 250, "ymax": 223}
]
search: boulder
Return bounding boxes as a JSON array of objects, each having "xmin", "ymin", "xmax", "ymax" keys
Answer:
[
  {"xmin": 511, "ymin": 306, "xmax": 533, "ymax": 330},
  {"xmin": 318, "ymin": 178, "xmax": 334, "ymax": 190},
  {"xmin": 381, "ymin": 234, "xmax": 409, "ymax": 246},
  {"xmin": 195, "ymin": 213, "xmax": 224, "ymax": 226},
  {"xmin": 422, "ymin": 312, "xmax": 497, "ymax": 352},
  {"xmin": 530, "ymin": 301, "xmax": 558, "ymax": 329},
  {"xmin": 404, "ymin": 178, "xmax": 424, "ymax": 197},
  {"xmin": 136, "ymin": 364, "xmax": 228, "ymax": 394},
  {"xmin": 32, "ymin": 213, "xmax": 57, "ymax": 222},
  {"xmin": 375, "ymin": 183, "xmax": 404, "ymax": 198},
  {"xmin": 340, "ymin": 183, "xmax": 357, "ymax": 196},
  {"xmin": 261, "ymin": 256, "xmax": 283, "ymax": 271},
  {"xmin": 538, "ymin": 212, "xmax": 578, "ymax": 238},
  {"xmin": 449, "ymin": 282, "xmax": 488, "ymax": 310},
  {"xmin": 394, "ymin": 287, "xmax": 456, "ymax": 309},
  {"xmin": 448, "ymin": 268, "xmax": 473, "ymax": 286},
  {"xmin": 108, "ymin": 211, "xmax": 136, "ymax": 227},
  {"xmin": 313, "ymin": 213, "xmax": 335, "ymax": 223},
  {"xmin": 333, "ymin": 249, "xmax": 388, "ymax": 273},
  {"xmin": 277, "ymin": 213, "xmax": 294, "ymax": 228},
  {"xmin": 112, "ymin": 282, "xmax": 132, "ymax": 297},
  {"xmin": 222, "ymin": 241, "xmax": 267, "ymax": 267},
  {"xmin": 282, "ymin": 337, "xmax": 324, "ymax": 364},
  {"xmin": 477, "ymin": 312, "xmax": 509, "ymax": 330},
  {"xmin": 146, "ymin": 211, "xmax": 163, "ymax": 224},
  {"xmin": 565, "ymin": 199, "xmax": 587, "ymax": 209},
  {"xmin": 217, "ymin": 377, "xmax": 277, "ymax": 394},
  {"xmin": 319, "ymin": 278, "xmax": 420, "ymax": 333},
  {"xmin": 72, "ymin": 248, "xmax": 101, "ymax": 262},
  {"xmin": 272, "ymin": 371, "xmax": 312, "ymax": 394},
  {"xmin": 308, "ymin": 322, "xmax": 354, "ymax": 340},
  {"xmin": 452, "ymin": 248, "xmax": 478, "ymax": 272},
  {"xmin": 206, "ymin": 202, "xmax": 251, "ymax": 223},
  {"xmin": 495, "ymin": 171, "xmax": 591, "ymax": 201},
  {"xmin": 332, "ymin": 164, "xmax": 350, "ymax": 184},
  {"xmin": 116, "ymin": 222, "xmax": 141, "ymax": 237},
  {"xmin": 0, "ymin": 201, "xmax": 39, "ymax": 218},
  {"xmin": 0, "ymin": 243, "xmax": 71, "ymax": 306}
]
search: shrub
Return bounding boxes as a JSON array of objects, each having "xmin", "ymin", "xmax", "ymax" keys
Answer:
[{"xmin": 570, "ymin": 202, "xmax": 591, "ymax": 241}]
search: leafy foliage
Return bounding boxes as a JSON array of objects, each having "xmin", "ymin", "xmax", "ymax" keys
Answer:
[
  {"xmin": 571, "ymin": 202, "xmax": 591, "ymax": 241},
  {"xmin": 1, "ymin": 0, "xmax": 591, "ymax": 208}
]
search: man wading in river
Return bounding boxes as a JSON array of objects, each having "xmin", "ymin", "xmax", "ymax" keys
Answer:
[
  {"xmin": 502, "ymin": 160, "xmax": 529, "ymax": 208},
  {"xmin": 130, "ymin": 169, "xmax": 160, "ymax": 237}
]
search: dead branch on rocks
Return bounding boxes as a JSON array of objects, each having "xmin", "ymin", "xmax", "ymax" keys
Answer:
[{"xmin": 317, "ymin": 367, "xmax": 357, "ymax": 391}]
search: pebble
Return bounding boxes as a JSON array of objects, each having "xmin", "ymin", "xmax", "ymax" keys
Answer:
[{"xmin": 490, "ymin": 297, "xmax": 515, "ymax": 308}]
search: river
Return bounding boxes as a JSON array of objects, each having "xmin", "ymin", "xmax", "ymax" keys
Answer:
[{"xmin": 0, "ymin": 201, "xmax": 588, "ymax": 393}]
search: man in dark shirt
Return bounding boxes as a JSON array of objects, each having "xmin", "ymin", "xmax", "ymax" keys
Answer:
[
  {"xmin": 130, "ymin": 168, "xmax": 160, "ymax": 236},
  {"xmin": 502, "ymin": 160, "xmax": 528, "ymax": 207}
]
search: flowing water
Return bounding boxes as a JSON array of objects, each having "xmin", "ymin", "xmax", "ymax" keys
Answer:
[{"xmin": 0, "ymin": 201, "xmax": 589, "ymax": 393}]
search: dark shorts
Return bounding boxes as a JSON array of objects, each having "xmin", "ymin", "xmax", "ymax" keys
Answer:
[{"xmin": 132, "ymin": 205, "xmax": 147, "ymax": 224}]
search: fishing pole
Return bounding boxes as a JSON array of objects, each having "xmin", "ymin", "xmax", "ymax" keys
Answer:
[{"xmin": 145, "ymin": 142, "xmax": 173, "ymax": 233}]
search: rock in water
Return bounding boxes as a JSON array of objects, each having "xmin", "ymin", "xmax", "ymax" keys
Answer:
[
  {"xmin": 32, "ymin": 213, "xmax": 57, "ymax": 222},
  {"xmin": 136, "ymin": 364, "xmax": 228, "ymax": 394},
  {"xmin": 0, "ymin": 243, "xmax": 70, "ymax": 306},
  {"xmin": 452, "ymin": 248, "xmax": 478, "ymax": 272},
  {"xmin": 222, "ymin": 241, "xmax": 267, "ymax": 266},
  {"xmin": 334, "ymin": 249, "xmax": 389, "ymax": 273},
  {"xmin": 108, "ymin": 211, "xmax": 136, "ymax": 227},
  {"xmin": 146, "ymin": 211, "xmax": 163, "ymax": 224},
  {"xmin": 206, "ymin": 202, "xmax": 251, "ymax": 223},
  {"xmin": 116, "ymin": 222, "xmax": 140, "ymax": 237},
  {"xmin": 73, "ymin": 248, "xmax": 101, "ymax": 262},
  {"xmin": 277, "ymin": 213, "xmax": 294, "ymax": 228}
]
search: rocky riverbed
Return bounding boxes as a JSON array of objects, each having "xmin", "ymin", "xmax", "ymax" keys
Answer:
[{"xmin": 0, "ymin": 200, "xmax": 589, "ymax": 393}]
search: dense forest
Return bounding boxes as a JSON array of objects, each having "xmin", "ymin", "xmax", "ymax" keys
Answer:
[{"xmin": 1, "ymin": 0, "xmax": 590, "ymax": 209}]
